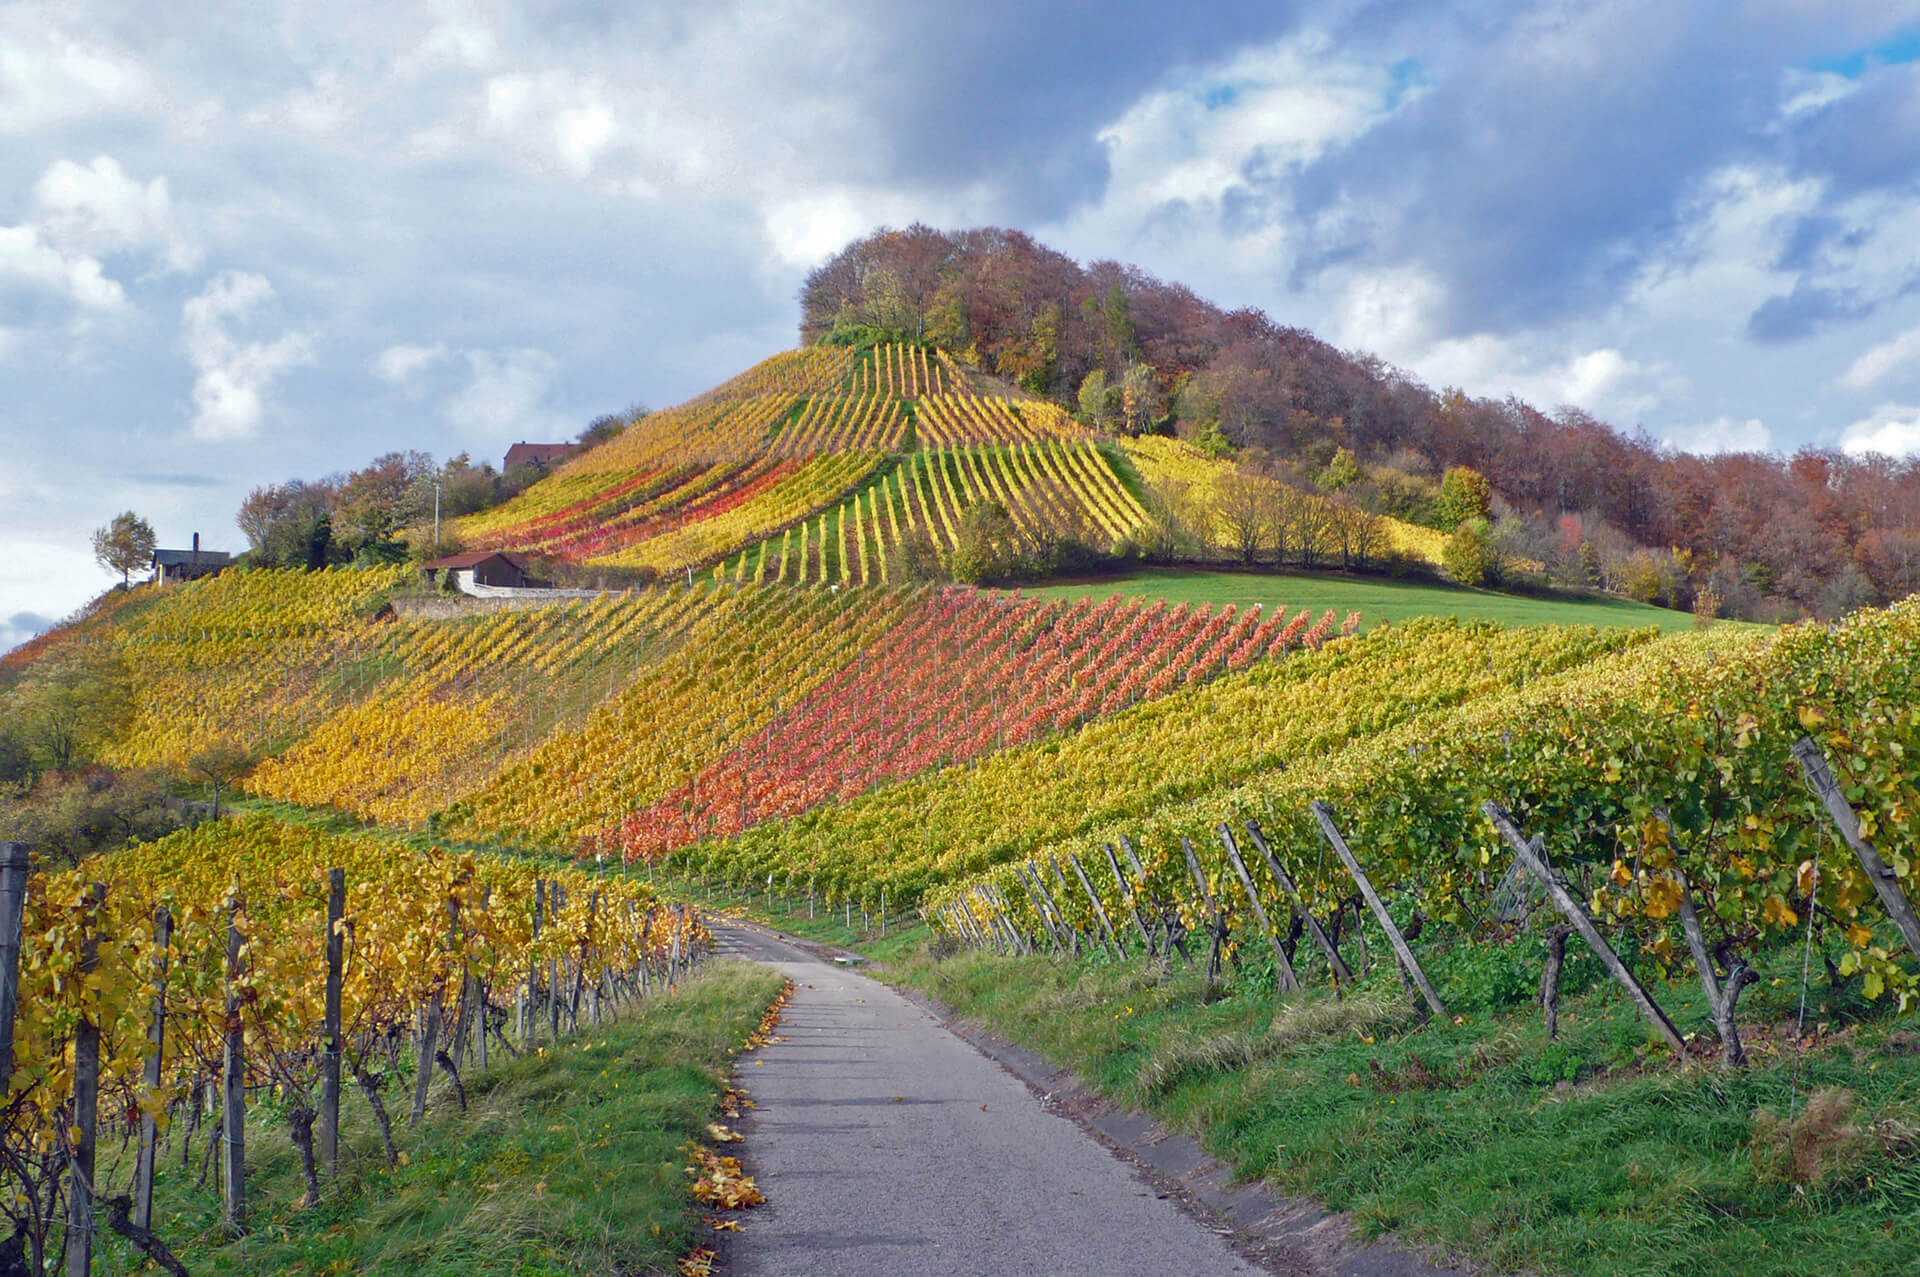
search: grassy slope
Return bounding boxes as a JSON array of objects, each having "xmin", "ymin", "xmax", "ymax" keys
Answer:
[
  {"xmin": 1016, "ymin": 566, "xmax": 1704, "ymax": 632},
  {"xmin": 109, "ymin": 962, "xmax": 785, "ymax": 1277},
  {"xmin": 880, "ymin": 941, "xmax": 1920, "ymax": 1277}
]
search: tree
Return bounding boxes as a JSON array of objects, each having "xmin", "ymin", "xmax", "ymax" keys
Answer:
[
  {"xmin": 187, "ymin": 742, "xmax": 253, "ymax": 821},
  {"xmin": 1436, "ymin": 466, "xmax": 1492, "ymax": 531},
  {"xmin": 1317, "ymin": 447, "xmax": 1361, "ymax": 492},
  {"xmin": 237, "ymin": 480, "xmax": 338, "ymax": 569},
  {"xmin": 1214, "ymin": 472, "xmax": 1271, "ymax": 564},
  {"xmin": 91, "ymin": 510, "xmax": 156, "ymax": 587},
  {"xmin": 1443, "ymin": 518, "xmax": 1494, "ymax": 587},
  {"xmin": 1077, "ymin": 369, "xmax": 1114, "ymax": 430}
]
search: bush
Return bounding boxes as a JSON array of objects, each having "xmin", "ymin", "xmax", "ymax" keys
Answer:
[{"xmin": 1443, "ymin": 518, "xmax": 1493, "ymax": 587}]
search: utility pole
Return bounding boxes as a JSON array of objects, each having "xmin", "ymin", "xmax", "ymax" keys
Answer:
[{"xmin": 434, "ymin": 481, "xmax": 442, "ymax": 554}]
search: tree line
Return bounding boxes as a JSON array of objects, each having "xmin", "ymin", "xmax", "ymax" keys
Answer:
[{"xmin": 801, "ymin": 225, "xmax": 1920, "ymax": 621}]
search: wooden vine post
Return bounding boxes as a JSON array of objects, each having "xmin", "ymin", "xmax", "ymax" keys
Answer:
[
  {"xmin": 1102, "ymin": 843, "xmax": 1155, "ymax": 955},
  {"xmin": 1310, "ymin": 803, "xmax": 1448, "ymax": 1019},
  {"xmin": 320, "ymin": 868, "xmax": 344, "ymax": 1175},
  {"xmin": 1179, "ymin": 837, "xmax": 1226, "ymax": 987},
  {"xmin": 67, "ymin": 884, "xmax": 105, "ymax": 1277},
  {"xmin": 222, "ymin": 894, "xmax": 248, "ymax": 1236},
  {"xmin": 1481, "ymin": 801, "xmax": 1686, "ymax": 1059},
  {"xmin": 1217, "ymin": 824, "xmax": 1299, "ymax": 993},
  {"xmin": 1066, "ymin": 852, "xmax": 1122, "ymax": 957},
  {"xmin": 1243, "ymin": 819, "xmax": 1352, "ymax": 986},
  {"xmin": 1793, "ymin": 737, "xmax": 1920, "ymax": 956},
  {"xmin": 134, "ymin": 905, "xmax": 174, "ymax": 1233},
  {"xmin": 0, "ymin": 843, "xmax": 30, "ymax": 1100}
]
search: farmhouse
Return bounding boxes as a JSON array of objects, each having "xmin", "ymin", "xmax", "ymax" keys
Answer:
[
  {"xmin": 503, "ymin": 441, "xmax": 571, "ymax": 472},
  {"xmin": 421, "ymin": 550, "xmax": 537, "ymax": 592},
  {"xmin": 151, "ymin": 533, "xmax": 232, "ymax": 585}
]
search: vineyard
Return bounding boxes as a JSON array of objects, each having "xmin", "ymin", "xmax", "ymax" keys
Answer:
[
  {"xmin": 450, "ymin": 344, "xmax": 1119, "ymax": 581},
  {"xmin": 9, "ymin": 342, "xmax": 1920, "ymax": 1274},
  {"xmin": 924, "ymin": 597, "xmax": 1920, "ymax": 1043},
  {"xmin": 0, "ymin": 816, "xmax": 711, "ymax": 1272}
]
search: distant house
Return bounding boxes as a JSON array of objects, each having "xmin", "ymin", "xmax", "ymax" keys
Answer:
[
  {"xmin": 421, "ymin": 551, "xmax": 538, "ymax": 592},
  {"xmin": 151, "ymin": 533, "xmax": 232, "ymax": 585},
  {"xmin": 503, "ymin": 441, "xmax": 571, "ymax": 473}
]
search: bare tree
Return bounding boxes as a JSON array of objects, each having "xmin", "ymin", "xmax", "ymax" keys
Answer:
[{"xmin": 1214, "ymin": 472, "xmax": 1270, "ymax": 564}]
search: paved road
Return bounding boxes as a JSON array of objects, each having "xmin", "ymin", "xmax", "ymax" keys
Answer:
[{"xmin": 712, "ymin": 921, "xmax": 1264, "ymax": 1276}]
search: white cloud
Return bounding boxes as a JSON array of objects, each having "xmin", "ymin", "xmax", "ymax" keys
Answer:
[
  {"xmin": 479, "ymin": 72, "xmax": 626, "ymax": 180},
  {"xmin": 0, "ymin": 156, "xmax": 193, "ymax": 316},
  {"xmin": 1663, "ymin": 415, "xmax": 1773, "ymax": 454},
  {"xmin": 1837, "ymin": 324, "xmax": 1920, "ymax": 393},
  {"xmin": 1777, "ymin": 69, "xmax": 1856, "ymax": 120},
  {"xmin": 443, "ymin": 348, "xmax": 562, "ymax": 441},
  {"xmin": 0, "ymin": 24, "xmax": 152, "ymax": 133},
  {"xmin": 1839, "ymin": 403, "xmax": 1920, "ymax": 457},
  {"xmin": 373, "ymin": 342, "xmax": 449, "ymax": 384},
  {"xmin": 0, "ymin": 222, "xmax": 125, "ymax": 309},
  {"xmin": 31, "ymin": 155, "xmax": 195, "ymax": 269},
  {"xmin": 182, "ymin": 272, "xmax": 314, "ymax": 441}
]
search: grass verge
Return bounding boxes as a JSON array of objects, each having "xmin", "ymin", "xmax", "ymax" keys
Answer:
[
  {"xmin": 107, "ymin": 960, "xmax": 787, "ymax": 1276},
  {"xmin": 881, "ymin": 934, "xmax": 1920, "ymax": 1276}
]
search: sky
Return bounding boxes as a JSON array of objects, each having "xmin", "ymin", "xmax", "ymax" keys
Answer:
[{"xmin": 4, "ymin": 0, "xmax": 1920, "ymax": 651}]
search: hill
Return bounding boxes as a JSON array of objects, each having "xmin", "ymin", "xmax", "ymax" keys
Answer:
[
  {"xmin": 448, "ymin": 342, "xmax": 1452, "ymax": 592},
  {"xmin": 802, "ymin": 226, "xmax": 1920, "ymax": 623}
]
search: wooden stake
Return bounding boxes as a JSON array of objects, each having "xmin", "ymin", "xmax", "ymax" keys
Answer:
[
  {"xmin": 0, "ymin": 843, "xmax": 31, "ymax": 1104},
  {"xmin": 320, "ymin": 869, "xmax": 344, "ymax": 1175},
  {"xmin": 134, "ymin": 905, "xmax": 173, "ymax": 1233},
  {"xmin": 1066, "ymin": 852, "xmax": 1122, "ymax": 957},
  {"xmin": 1482, "ymin": 801, "xmax": 1684, "ymax": 1058},
  {"xmin": 1243, "ymin": 819, "xmax": 1352, "ymax": 986},
  {"xmin": 68, "ymin": 884, "xmax": 105, "ymax": 1277},
  {"xmin": 1793, "ymin": 737, "xmax": 1920, "ymax": 956},
  {"xmin": 1103, "ymin": 842, "xmax": 1155, "ymax": 955},
  {"xmin": 1180, "ymin": 837, "xmax": 1225, "ymax": 986},
  {"xmin": 1311, "ymin": 802, "xmax": 1448, "ymax": 1020},
  {"xmin": 1218, "ymin": 825, "xmax": 1299, "ymax": 993},
  {"xmin": 222, "ymin": 894, "xmax": 248, "ymax": 1235}
]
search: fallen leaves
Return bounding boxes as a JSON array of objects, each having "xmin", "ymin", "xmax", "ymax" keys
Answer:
[{"xmin": 687, "ymin": 1147, "xmax": 766, "ymax": 1209}]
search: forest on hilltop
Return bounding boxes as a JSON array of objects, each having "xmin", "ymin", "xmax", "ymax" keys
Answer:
[{"xmin": 803, "ymin": 225, "xmax": 1920, "ymax": 622}]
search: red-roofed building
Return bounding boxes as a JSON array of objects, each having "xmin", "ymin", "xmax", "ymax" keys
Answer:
[
  {"xmin": 421, "ymin": 551, "xmax": 536, "ymax": 591},
  {"xmin": 503, "ymin": 441, "xmax": 571, "ymax": 472}
]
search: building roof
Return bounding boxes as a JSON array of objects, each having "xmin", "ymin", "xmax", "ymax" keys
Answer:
[
  {"xmin": 422, "ymin": 550, "xmax": 527, "ymax": 570},
  {"xmin": 152, "ymin": 548, "xmax": 233, "ymax": 567},
  {"xmin": 504, "ymin": 442, "xmax": 572, "ymax": 470}
]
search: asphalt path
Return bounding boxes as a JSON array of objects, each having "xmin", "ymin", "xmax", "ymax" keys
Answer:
[{"xmin": 712, "ymin": 921, "xmax": 1264, "ymax": 1276}]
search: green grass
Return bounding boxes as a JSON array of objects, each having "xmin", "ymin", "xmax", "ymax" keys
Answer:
[
  {"xmin": 107, "ymin": 961, "xmax": 786, "ymax": 1276},
  {"xmin": 877, "ymin": 932, "xmax": 1920, "ymax": 1277},
  {"xmin": 1014, "ymin": 565, "xmax": 1717, "ymax": 632}
]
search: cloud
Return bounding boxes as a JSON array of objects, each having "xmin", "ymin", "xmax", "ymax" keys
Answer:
[
  {"xmin": 1663, "ymin": 416, "xmax": 1774, "ymax": 454},
  {"xmin": 182, "ymin": 272, "xmax": 314, "ymax": 441},
  {"xmin": 442, "ymin": 348, "xmax": 561, "ymax": 442},
  {"xmin": 31, "ymin": 155, "xmax": 195, "ymax": 269},
  {"xmin": 0, "ymin": 609, "xmax": 55, "ymax": 656},
  {"xmin": 0, "ymin": 20, "xmax": 152, "ymax": 133},
  {"xmin": 373, "ymin": 342, "xmax": 449, "ymax": 384},
  {"xmin": 0, "ymin": 222, "xmax": 125, "ymax": 308},
  {"xmin": 1839, "ymin": 402, "xmax": 1920, "ymax": 457},
  {"xmin": 1837, "ymin": 324, "xmax": 1920, "ymax": 392},
  {"xmin": 0, "ymin": 155, "xmax": 193, "ymax": 318}
]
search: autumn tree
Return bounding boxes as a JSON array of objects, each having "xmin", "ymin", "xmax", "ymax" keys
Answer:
[
  {"xmin": 91, "ymin": 510, "xmax": 156, "ymax": 587},
  {"xmin": 237, "ymin": 479, "xmax": 338, "ymax": 569},
  {"xmin": 1436, "ymin": 466, "xmax": 1492, "ymax": 531},
  {"xmin": 1214, "ymin": 472, "xmax": 1271, "ymax": 564}
]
